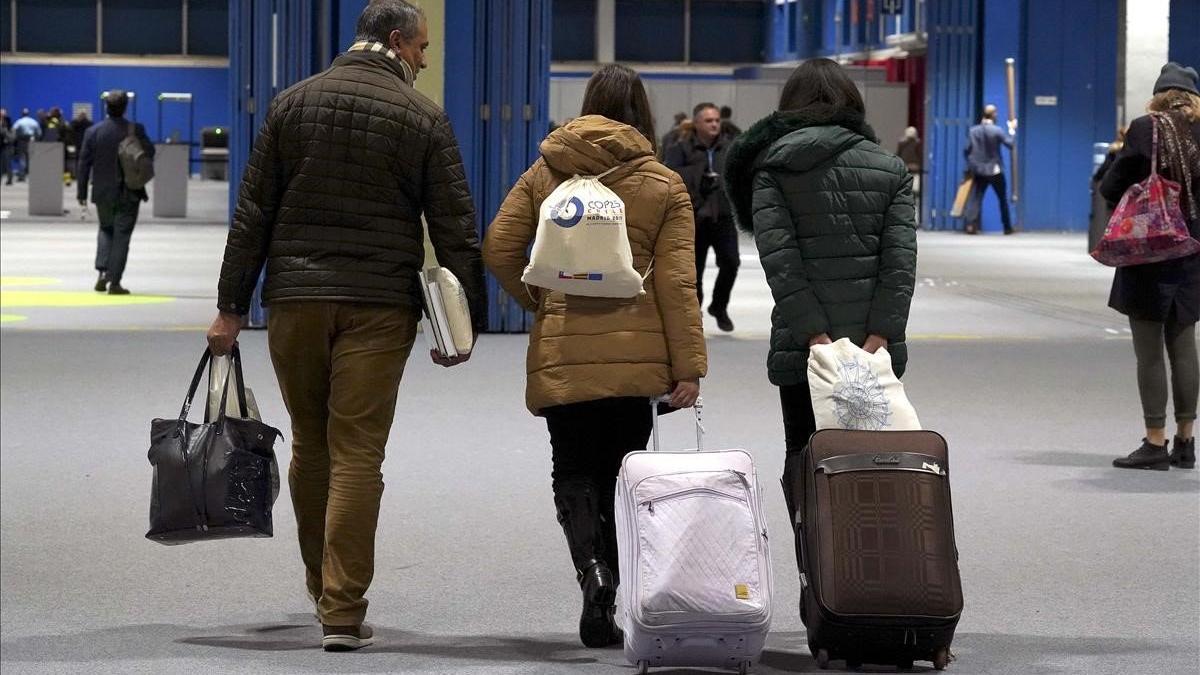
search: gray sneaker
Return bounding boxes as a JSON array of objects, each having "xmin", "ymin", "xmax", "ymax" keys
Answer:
[{"xmin": 321, "ymin": 623, "xmax": 374, "ymax": 652}]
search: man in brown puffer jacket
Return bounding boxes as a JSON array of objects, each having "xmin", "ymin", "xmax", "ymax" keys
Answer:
[{"xmin": 206, "ymin": 0, "xmax": 486, "ymax": 652}]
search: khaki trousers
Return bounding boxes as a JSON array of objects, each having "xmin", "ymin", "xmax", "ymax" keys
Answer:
[{"xmin": 267, "ymin": 302, "xmax": 417, "ymax": 626}]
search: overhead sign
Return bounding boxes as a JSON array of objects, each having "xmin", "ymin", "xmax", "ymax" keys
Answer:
[
  {"xmin": 1034, "ymin": 95, "xmax": 1059, "ymax": 106},
  {"xmin": 882, "ymin": 0, "xmax": 904, "ymax": 15}
]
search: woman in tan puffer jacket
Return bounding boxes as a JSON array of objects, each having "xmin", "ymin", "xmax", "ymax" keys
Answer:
[{"xmin": 483, "ymin": 64, "xmax": 707, "ymax": 649}]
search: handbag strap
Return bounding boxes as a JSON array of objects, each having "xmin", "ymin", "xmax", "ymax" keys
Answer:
[
  {"xmin": 1150, "ymin": 114, "xmax": 1159, "ymax": 178},
  {"xmin": 179, "ymin": 347, "xmax": 250, "ymax": 432},
  {"xmin": 229, "ymin": 344, "xmax": 250, "ymax": 419},
  {"xmin": 177, "ymin": 348, "xmax": 214, "ymax": 427}
]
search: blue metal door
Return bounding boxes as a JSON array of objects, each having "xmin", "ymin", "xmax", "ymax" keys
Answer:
[
  {"xmin": 924, "ymin": 0, "xmax": 979, "ymax": 230},
  {"xmin": 229, "ymin": 0, "xmax": 322, "ymax": 327},
  {"xmin": 468, "ymin": 0, "xmax": 549, "ymax": 329}
]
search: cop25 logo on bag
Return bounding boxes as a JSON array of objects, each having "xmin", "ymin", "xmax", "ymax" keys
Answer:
[{"xmin": 550, "ymin": 197, "xmax": 585, "ymax": 228}]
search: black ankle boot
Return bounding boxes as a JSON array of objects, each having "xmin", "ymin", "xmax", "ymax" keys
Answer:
[
  {"xmin": 94, "ymin": 272, "xmax": 107, "ymax": 293},
  {"xmin": 554, "ymin": 482, "xmax": 622, "ymax": 648},
  {"xmin": 1113, "ymin": 439, "xmax": 1171, "ymax": 470},
  {"xmin": 1170, "ymin": 437, "xmax": 1196, "ymax": 469}
]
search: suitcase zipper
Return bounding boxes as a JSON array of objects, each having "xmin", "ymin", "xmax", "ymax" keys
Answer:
[{"xmin": 639, "ymin": 485, "xmax": 746, "ymax": 514}]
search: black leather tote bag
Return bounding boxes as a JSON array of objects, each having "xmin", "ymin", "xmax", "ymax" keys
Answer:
[{"xmin": 146, "ymin": 347, "xmax": 282, "ymax": 545}]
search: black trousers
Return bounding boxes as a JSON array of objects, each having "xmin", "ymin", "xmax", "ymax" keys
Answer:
[
  {"xmin": 964, "ymin": 172, "xmax": 1012, "ymax": 232},
  {"xmin": 0, "ymin": 146, "xmax": 11, "ymax": 183},
  {"xmin": 779, "ymin": 384, "xmax": 817, "ymax": 455},
  {"xmin": 779, "ymin": 383, "xmax": 816, "ymax": 523},
  {"xmin": 696, "ymin": 218, "xmax": 740, "ymax": 313},
  {"xmin": 94, "ymin": 196, "xmax": 141, "ymax": 283},
  {"xmin": 545, "ymin": 397, "xmax": 654, "ymax": 490}
]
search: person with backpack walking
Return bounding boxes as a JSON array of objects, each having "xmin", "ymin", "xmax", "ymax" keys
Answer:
[
  {"xmin": 723, "ymin": 57, "xmax": 918, "ymax": 534},
  {"xmin": 1100, "ymin": 63, "xmax": 1200, "ymax": 471},
  {"xmin": 482, "ymin": 63, "xmax": 707, "ymax": 649},
  {"xmin": 77, "ymin": 90, "xmax": 155, "ymax": 295}
]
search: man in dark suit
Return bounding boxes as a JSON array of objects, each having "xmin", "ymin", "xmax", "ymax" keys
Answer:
[{"xmin": 77, "ymin": 90, "xmax": 154, "ymax": 295}]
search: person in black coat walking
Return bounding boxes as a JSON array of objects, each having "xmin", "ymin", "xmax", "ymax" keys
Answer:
[
  {"xmin": 665, "ymin": 102, "xmax": 739, "ymax": 332},
  {"xmin": 1100, "ymin": 63, "xmax": 1200, "ymax": 471},
  {"xmin": 77, "ymin": 90, "xmax": 154, "ymax": 295}
]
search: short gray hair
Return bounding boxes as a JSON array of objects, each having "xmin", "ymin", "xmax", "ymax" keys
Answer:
[{"xmin": 355, "ymin": 0, "xmax": 425, "ymax": 44}]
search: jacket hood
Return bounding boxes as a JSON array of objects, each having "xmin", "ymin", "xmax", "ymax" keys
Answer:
[
  {"xmin": 724, "ymin": 104, "xmax": 877, "ymax": 232},
  {"xmin": 540, "ymin": 115, "xmax": 655, "ymax": 176}
]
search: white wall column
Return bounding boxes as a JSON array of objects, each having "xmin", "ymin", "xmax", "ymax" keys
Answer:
[
  {"xmin": 1121, "ymin": 0, "xmax": 1170, "ymax": 125},
  {"xmin": 596, "ymin": 0, "xmax": 615, "ymax": 63}
]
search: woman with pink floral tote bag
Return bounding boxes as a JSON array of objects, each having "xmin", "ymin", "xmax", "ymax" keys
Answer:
[{"xmin": 1099, "ymin": 63, "xmax": 1200, "ymax": 471}]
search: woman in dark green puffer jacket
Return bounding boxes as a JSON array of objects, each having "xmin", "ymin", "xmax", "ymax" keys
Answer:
[{"xmin": 724, "ymin": 59, "xmax": 918, "ymax": 517}]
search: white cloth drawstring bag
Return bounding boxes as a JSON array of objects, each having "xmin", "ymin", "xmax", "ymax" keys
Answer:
[
  {"xmin": 807, "ymin": 338, "xmax": 921, "ymax": 431},
  {"xmin": 521, "ymin": 167, "xmax": 649, "ymax": 298}
]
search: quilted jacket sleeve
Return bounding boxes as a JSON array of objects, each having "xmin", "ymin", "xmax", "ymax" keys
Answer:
[
  {"xmin": 482, "ymin": 171, "xmax": 539, "ymax": 313},
  {"xmin": 654, "ymin": 175, "xmax": 708, "ymax": 382},
  {"xmin": 866, "ymin": 171, "xmax": 918, "ymax": 340},
  {"xmin": 217, "ymin": 102, "xmax": 284, "ymax": 315},
  {"xmin": 753, "ymin": 169, "xmax": 831, "ymax": 340},
  {"xmin": 424, "ymin": 113, "xmax": 488, "ymax": 332}
]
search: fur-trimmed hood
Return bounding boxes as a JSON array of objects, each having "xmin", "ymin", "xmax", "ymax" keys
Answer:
[{"xmin": 724, "ymin": 104, "xmax": 877, "ymax": 232}]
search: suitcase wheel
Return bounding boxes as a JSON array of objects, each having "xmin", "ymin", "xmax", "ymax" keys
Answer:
[
  {"xmin": 932, "ymin": 647, "xmax": 951, "ymax": 671},
  {"xmin": 814, "ymin": 649, "xmax": 830, "ymax": 670},
  {"xmin": 637, "ymin": 660, "xmax": 649, "ymax": 675}
]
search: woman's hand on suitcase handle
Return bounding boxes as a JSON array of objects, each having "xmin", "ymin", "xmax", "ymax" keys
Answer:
[
  {"xmin": 862, "ymin": 334, "xmax": 889, "ymax": 354},
  {"xmin": 668, "ymin": 379, "xmax": 700, "ymax": 409},
  {"xmin": 207, "ymin": 311, "xmax": 243, "ymax": 356}
]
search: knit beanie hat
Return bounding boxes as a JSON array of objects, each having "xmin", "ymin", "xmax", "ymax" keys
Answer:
[{"xmin": 1153, "ymin": 62, "xmax": 1199, "ymax": 96}]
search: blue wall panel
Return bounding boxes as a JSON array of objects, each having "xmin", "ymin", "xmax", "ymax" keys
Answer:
[
  {"xmin": 977, "ymin": 0, "xmax": 1019, "ymax": 233},
  {"xmin": 924, "ymin": 0, "xmax": 979, "ymax": 230},
  {"xmin": 1169, "ymin": 0, "xmax": 1200, "ymax": 71},
  {"xmin": 0, "ymin": 62, "xmax": 228, "ymax": 167},
  {"xmin": 446, "ymin": 0, "xmax": 548, "ymax": 332},
  {"xmin": 1018, "ymin": 0, "xmax": 1117, "ymax": 231}
]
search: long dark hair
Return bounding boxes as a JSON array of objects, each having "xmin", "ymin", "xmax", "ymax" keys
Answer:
[
  {"xmin": 580, "ymin": 64, "xmax": 657, "ymax": 151},
  {"xmin": 779, "ymin": 58, "xmax": 866, "ymax": 114}
]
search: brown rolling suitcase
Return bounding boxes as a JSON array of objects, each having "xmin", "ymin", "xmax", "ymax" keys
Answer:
[{"xmin": 786, "ymin": 429, "xmax": 963, "ymax": 671}]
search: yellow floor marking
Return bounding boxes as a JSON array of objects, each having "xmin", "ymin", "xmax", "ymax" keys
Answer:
[
  {"xmin": 0, "ymin": 314, "xmax": 27, "ymax": 323},
  {"xmin": 0, "ymin": 277, "xmax": 62, "ymax": 288},
  {"xmin": 0, "ymin": 290, "xmax": 174, "ymax": 308}
]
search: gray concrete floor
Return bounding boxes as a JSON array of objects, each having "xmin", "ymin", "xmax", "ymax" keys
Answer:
[{"xmin": 1, "ymin": 180, "xmax": 1197, "ymax": 674}]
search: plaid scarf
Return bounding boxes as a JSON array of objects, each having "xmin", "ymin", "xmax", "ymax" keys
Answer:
[{"xmin": 347, "ymin": 41, "xmax": 414, "ymax": 85}]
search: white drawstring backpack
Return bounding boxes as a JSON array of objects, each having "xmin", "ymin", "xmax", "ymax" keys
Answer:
[{"xmin": 521, "ymin": 167, "xmax": 650, "ymax": 298}]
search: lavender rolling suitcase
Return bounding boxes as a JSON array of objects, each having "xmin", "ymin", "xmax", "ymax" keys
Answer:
[{"xmin": 615, "ymin": 398, "xmax": 773, "ymax": 674}]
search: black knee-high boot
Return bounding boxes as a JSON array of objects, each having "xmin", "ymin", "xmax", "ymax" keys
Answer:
[
  {"xmin": 596, "ymin": 483, "xmax": 621, "ymax": 587},
  {"xmin": 554, "ymin": 481, "xmax": 623, "ymax": 647}
]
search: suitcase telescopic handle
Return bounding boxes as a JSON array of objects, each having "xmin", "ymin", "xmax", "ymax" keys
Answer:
[{"xmin": 648, "ymin": 395, "xmax": 706, "ymax": 452}]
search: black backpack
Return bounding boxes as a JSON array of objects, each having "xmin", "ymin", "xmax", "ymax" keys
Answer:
[{"xmin": 118, "ymin": 122, "xmax": 154, "ymax": 190}]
